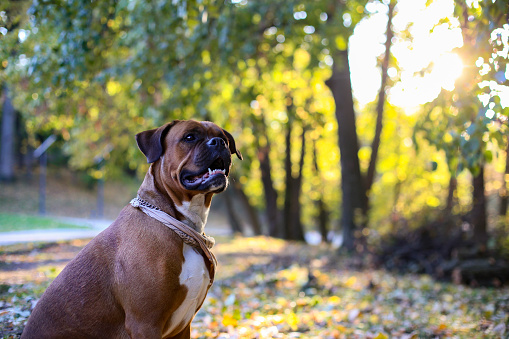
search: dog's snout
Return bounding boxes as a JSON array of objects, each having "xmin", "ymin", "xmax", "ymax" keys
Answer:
[{"xmin": 207, "ymin": 137, "xmax": 225, "ymax": 148}]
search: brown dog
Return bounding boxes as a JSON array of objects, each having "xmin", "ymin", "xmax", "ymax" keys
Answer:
[{"xmin": 21, "ymin": 120, "xmax": 242, "ymax": 339}]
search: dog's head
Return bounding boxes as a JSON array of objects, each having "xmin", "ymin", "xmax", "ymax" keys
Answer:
[{"xmin": 136, "ymin": 120, "xmax": 242, "ymax": 195}]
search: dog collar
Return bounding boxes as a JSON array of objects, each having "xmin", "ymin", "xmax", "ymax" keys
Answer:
[{"xmin": 130, "ymin": 195, "xmax": 217, "ymax": 284}]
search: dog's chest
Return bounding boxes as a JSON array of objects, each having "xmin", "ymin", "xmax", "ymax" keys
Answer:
[{"xmin": 163, "ymin": 244, "xmax": 210, "ymax": 336}]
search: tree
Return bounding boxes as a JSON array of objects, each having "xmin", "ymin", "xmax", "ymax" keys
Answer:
[
  {"xmin": 1, "ymin": 1, "xmax": 31, "ymax": 181},
  {"xmin": 414, "ymin": 0, "xmax": 508, "ymax": 246},
  {"xmin": 325, "ymin": 0, "xmax": 396, "ymax": 252},
  {"xmin": 4, "ymin": 0, "xmax": 369, "ymax": 240},
  {"xmin": 0, "ymin": 87, "xmax": 15, "ymax": 181},
  {"xmin": 326, "ymin": 50, "xmax": 366, "ymax": 252}
]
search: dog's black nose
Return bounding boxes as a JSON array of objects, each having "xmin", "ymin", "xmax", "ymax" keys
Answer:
[{"xmin": 207, "ymin": 137, "xmax": 226, "ymax": 148}]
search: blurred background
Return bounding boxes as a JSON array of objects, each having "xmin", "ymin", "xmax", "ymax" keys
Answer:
[{"xmin": 0, "ymin": 0, "xmax": 508, "ymax": 277}]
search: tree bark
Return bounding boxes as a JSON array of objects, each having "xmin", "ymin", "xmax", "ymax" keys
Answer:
[
  {"xmin": 283, "ymin": 116, "xmax": 306, "ymax": 241},
  {"xmin": 472, "ymin": 166, "xmax": 487, "ymax": 246},
  {"xmin": 224, "ymin": 187, "xmax": 244, "ymax": 235},
  {"xmin": 231, "ymin": 175, "xmax": 263, "ymax": 235},
  {"xmin": 325, "ymin": 49, "xmax": 366, "ymax": 252},
  {"xmin": 292, "ymin": 125, "xmax": 306, "ymax": 241},
  {"xmin": 254, "ymin": 114, "xmax": 281, "ymax": 237},
  {"xmin": 446, "ymin": 175, "xmax": 457, "ymax": 214},
  {"xmin": 312, "ymin": 140, "xmax": 329, "ymax": 243},
  {"xmin": 283, "ymin": 116, "xmax": 294, "ymax": 240},
  {"xmin": 365, "ymin": 0, "xmax": 395, "ymax": 197},
  {"xmin": 1, "ymin": 87, "xmax": 16, "ymax": 181}
]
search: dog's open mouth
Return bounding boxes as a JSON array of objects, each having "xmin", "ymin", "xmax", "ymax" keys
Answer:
[{"xmin": 181, "ymin": 157, "xmax": 229, "ymax": 190}]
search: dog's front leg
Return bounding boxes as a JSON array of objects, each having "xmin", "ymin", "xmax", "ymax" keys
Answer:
[{"xmin": 125, "ymin": 315, "xmax": 164, "ymax": 339}]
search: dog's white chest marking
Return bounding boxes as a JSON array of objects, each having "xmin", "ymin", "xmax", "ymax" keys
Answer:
[
  {"xmin": 175, "ymin": 194, "xmax": 210, "ymax": 233},
  {"xmin": 163, "ymin": 244, "xmax": 209, "ymax": 337}
]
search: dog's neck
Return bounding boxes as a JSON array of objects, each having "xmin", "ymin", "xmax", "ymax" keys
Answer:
[
  {"xmin": 175, "ymin": 194, "xmax": 209, "ymax": 234},
  {"xmin": 137, "ymin": 164, "xmax": 212, "ymax": 233}
]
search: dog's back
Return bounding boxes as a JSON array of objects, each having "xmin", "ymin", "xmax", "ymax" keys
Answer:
[{"xmin": 21, "ymin": 216, "xmax": 124, "ymax": 338}]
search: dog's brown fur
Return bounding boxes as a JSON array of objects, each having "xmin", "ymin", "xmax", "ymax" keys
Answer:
[{"xmin": 21, "ymin": 120, "xmax": 241, "ymax": 339}]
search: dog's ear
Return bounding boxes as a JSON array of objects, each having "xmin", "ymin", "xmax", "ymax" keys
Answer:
[
  {"xmin": 136, "ymin": 121, "xmax": 178, "ymax": 163},
  {"xmin": 222, "ymin": 128, "xmax": 243, "ymax": 160}
]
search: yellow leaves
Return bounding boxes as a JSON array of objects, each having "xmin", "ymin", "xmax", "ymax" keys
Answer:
[
  {"xmin": 221, "ymin": 83, "xmax": 233, "ymax": 100},
  {"xmin": 277, "ymin": 265, "xmax": 308, "ymax": 285},
  {"xmin": 37, "ymin": 265, "xmax": 62, "ymax": 279},
  {"xmin": 443, "ymin": 132, "xmax": 453, "ymax": 143},
  {"xmin": 335, "ymin": 36, "xmax": 347, "ymax": 50},
  {"xmin": 293, "ymin": 48, "xmax": 310, "ymax": 70},
  {"xmin": 344, "ymin": 276, "xmax": 357, "ymax": 288},
  {"xmin": 221, "ymin": 313, "xmax": 238, "ymax": 327},
  {"xmin": 336, "ymin": 324, "xmax": 348, "ymax": 332},
  {"xmin": 88, "ymin": 169, "xmax": 104, "ymax": 180},
  {"xmin": 426, "ymin": 195, "xmax": 441, "ymax": 207},
  {"xmin": 201, "ymin": 50, "xmax": 211, "ymax": 65},
  {"xmin": 89, "ymin": 107, "xmax": 99, "ymax": 120},
  {"xmin": 286, "ymin": 311, "xmax": 299, "ymax": 331},
  {"xmin": 106, "ymin": 80, "xmax": 121, "ymax": 96},
  {"xmin": 373, "ymin": 332, "xmax": 389, "ymax": 339},
  {"xmin": 252, "ymin": 13, "xmax": 261, "ymax": 24},
  {"xmin": 329, "ymin": 295, "xmax": 341, "ymax": 304}
]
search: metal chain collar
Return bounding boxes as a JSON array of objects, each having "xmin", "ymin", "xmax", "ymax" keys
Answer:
[{"xmin": 130, "ymin": 196, "xmax": 215, "ymax": 249}]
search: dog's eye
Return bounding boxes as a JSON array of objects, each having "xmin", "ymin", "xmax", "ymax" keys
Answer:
[{"xmin": 184, "ymin": 134, "xmax": 196, "ymax": 142}]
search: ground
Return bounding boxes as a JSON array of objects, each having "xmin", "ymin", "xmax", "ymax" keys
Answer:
[
  {"xmin": 1, "ymin": 168, "xmax": 508, "ymax": 338},
  {"xmin": 1, "ymin": 237, "xmax": 508, "ymax": 339}
]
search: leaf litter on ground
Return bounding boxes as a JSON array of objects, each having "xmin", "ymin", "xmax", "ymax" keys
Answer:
[{"xmin": 1, "ymin": 237, "xmax": 508, "ymax": 338}]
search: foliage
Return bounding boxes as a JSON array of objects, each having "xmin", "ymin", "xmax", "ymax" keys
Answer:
[
  {"xmin": 414, "ymin": 0, "xmax": 509, "ymax": 176},
  {"xmin": 1, "ymin": 0, "xmax": 368, "ymax": 230},
  {"xmin": 1, "ymin": 237, "xmax": 509, "ymax": 338},
  {"xmin": 1, "ymin": 0, "xmax": 509, "ymax": 240}
]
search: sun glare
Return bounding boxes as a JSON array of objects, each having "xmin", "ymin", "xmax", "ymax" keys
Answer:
[
  {"xmin": 432, "ymin": 53, "xmax": 464, "ymax": 91},
  {"xmin": 350, "ymin": 0, "xmax": 466, "ymax": 112},
  {"xmin": 386, "ymin": 0, "xmax": 463, "ymax": 111}
]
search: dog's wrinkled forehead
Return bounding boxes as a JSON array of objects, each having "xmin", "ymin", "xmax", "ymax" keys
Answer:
[
  {"xmin": 135, "ymin": 120, "xmax": 242, "ymax": 164},
  {"xmin": 166, "ymin": 121, "xmax": 224, "ymax": 143}
]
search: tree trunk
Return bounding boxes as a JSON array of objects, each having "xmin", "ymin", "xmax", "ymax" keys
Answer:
[
  {"xmin": 472, "ymin": 166, "xmax": 487, "ymax": 246},
  {"xmin": 283, "ymin": 117, "xmax": 294, "ymax": 240},
  {"xmin": 224, "ymin": 187, "xmax": 244, "ymax": 235},
  {"xmin": 499, "ymin": 138, "xmax": 509, "ymax": 216},
  {"xmin": 231, "ymin": 175, "xmax": 263, "ymax": 235},
  {"xmin": 312, "ymin": 140, "xmax": 329, "ymax": 243},
  {"xmin": 446, "ymin": 175, "xmax": 457, "ymax": 214},
  {"xmin": 254, "ymin": 114, "xmax": 281, "ymax": 237},
  {"xmin": 291, "ymin": 125, "xmax": 306, "ymax": 241},
  {"xmin": 282, "ymin": 111, "xmax": 306, "ymax": 242},
  {"xmin": 1, "ymin": 87, "xmax": 16, "ymax": 181},
  {"xmin": 365, "ymin": 0, "xmax": 395, "ymax": 198},
  {"xmin": 325, "ymin": 49, "xmax": 366, "ymax": 252}
]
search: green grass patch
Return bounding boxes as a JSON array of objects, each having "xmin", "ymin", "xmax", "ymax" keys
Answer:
[{"xmin": 0, "ymin": 213, "xmax": 91, "ymax": 233}]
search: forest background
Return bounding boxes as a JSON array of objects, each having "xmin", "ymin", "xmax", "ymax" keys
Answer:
[{"xmin": 1, "ymin": 0, "xmax": 509, "ymax": 278}]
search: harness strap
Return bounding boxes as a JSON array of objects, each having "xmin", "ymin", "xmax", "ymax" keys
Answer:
[{"xmin": 130, "ymin": 196, "xmax": 217, "ymax": 285}]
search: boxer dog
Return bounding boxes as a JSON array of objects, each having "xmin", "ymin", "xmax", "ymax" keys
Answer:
[{"xmin": 22, "ymin": 120, "xmax": 242, "ymax": 339}]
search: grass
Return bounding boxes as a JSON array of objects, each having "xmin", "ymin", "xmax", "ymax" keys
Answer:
[{"xmin": 0, "ymin": 213, "xmax": 91, "ymax": 233}]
